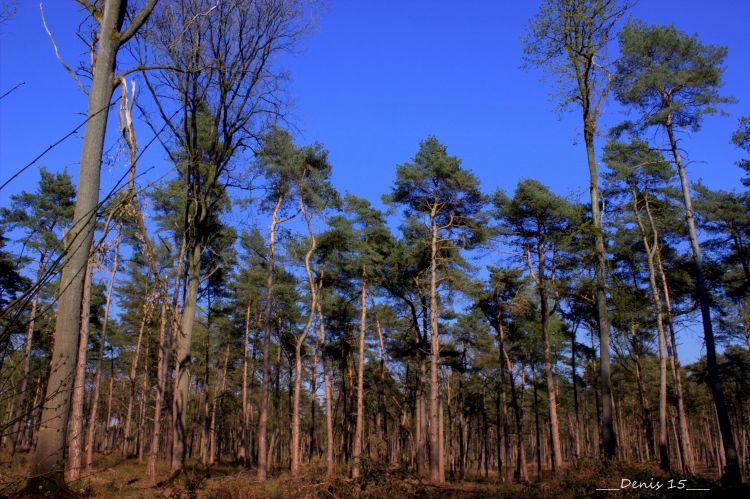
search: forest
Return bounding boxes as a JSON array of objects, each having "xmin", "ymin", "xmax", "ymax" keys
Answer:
[{"xmin": 0, "ymin": 0, "xmax": 748, "ymax": 497}]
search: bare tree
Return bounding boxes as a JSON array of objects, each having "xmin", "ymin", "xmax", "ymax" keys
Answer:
[{"xmin": 138, "ymin": 0, "xmax": 309, "ymax": 471}]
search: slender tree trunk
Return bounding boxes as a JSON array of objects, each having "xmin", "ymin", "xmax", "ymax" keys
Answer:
[
  {"xmin": 166, "ymin": 236, "xmax": 185, "ymax": 470},
  {"xmin": 584, "ymin": 129, "xmax": 616, "ymax": 459},
  {"xmin": 532, "ymin": 370, "xmax": 542, "ymax": 481},
  {"xmin": 666, "ymin": 117, "xmax": 740, "ymax": 484},
  {"xmin": 291, "ymin": 199, "xmax": 318, "ymax": 475},
  {"xmin": 631, "ymin": 323, "xmax": 654, "ymax": 460},
  {"xmin": 632, "ymin": 189, "xmax": 670, "ymax": 470},
  {"xmin": 649, "ymin": 205, "xmax": 695, "ymax": 474},
  {"xmin": 148, "ymin": 298, "xmax": 168, "ymax": 483},
  {"xmin": 85, "ymin": 235, "xmax": 119, "ymax": 472},
  {"xmin": 66, "ymin": 261, "xmax": 93, "ymax": 482},
  {"xmin": 12, "ymin": 255, "xmax": 44, "ymax": 452},
  {"xmin": 428, "ymin": 213, "xmax": 443, "ymax": 483},
  {"xmin": 315, "ymin": 293, "xmax": 335, "ymax": 479},
  {"xmin": 137, "ymin": 344, "xmax": 150, "ymax": 464},
  {"xmin": 352, "ymin": 274, "xmax": 367, "ymax": 479},
  {"xmin": 571, "ymin": 321, "xmax": 581, "ymax": 460},
  {"xmin": 124, "ymin": 300, "xmax": 151, "ymax": 459},
  {"xmin": 374, "ymin": 314, "xmax": 388, "ymax": 449},
  {"xmin": 258, "ymin": 195, "xmax": 284, "ymax": 481},
  {"xmin": 239, "ymin": 302, "xmax": 251, "ymax": 464},
  {"xmin": 209, "ymin": 344, "xmax": 230, "ymax": 465},
  {"xmin": 535, "ymin": 249, "xmax": 562, "ymax": 471}
]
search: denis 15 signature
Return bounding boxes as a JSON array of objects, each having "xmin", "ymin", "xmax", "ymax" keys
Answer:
[{"xmin": 596, "ymin": 478, "xmax": 710, "ymax": 492}]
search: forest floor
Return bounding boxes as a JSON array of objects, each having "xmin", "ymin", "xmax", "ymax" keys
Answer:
[{"xmin": 1, "ymin": 453, "xmax": 744, "ymax": 498}]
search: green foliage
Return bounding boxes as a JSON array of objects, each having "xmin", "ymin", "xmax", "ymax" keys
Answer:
[
  {"xmin": 0, "ymin": 227, "xmax": 28, "ymax": 310},
  {"xmin": 0, "ymin": 167, "xmax": 76, "ymax": 257},
  {"xmin": 387, "ymin": 136, "xmax": 485, "ymax": 248},
  {"xmin": 732, "ymin": 116, "xmax": 750, "ymax": 186},
  {"xmin": 615, "ymin": 20, "xmax": 733, "ymax": 131},
  {"xmin": 523, "ymin": 0, "xmax": 631, "ymax": 123}
]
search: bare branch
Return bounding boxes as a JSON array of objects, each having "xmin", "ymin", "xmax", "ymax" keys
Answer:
[
  {"xmin": 118, "ymin": 0, "xmax": 158, "ymax": 46},
  {"xmin": 40, "ymin": 3, "xmax": 89, "ymax": 95}
]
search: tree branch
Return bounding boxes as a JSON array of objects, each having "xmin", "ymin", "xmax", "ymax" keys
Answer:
[{"xmin": 40, "ymin": 3, "xmax": 89, "ymax": 95}]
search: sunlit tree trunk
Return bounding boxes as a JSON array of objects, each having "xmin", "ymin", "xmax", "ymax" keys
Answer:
[
  {"xmin": 124, "ymin": 300, "xmax": 151, "ymax": 459},
  {"xmin": 12, "ymin": 255, "xmax": 45, "ymax": 452},
  {"xmin": 315, "ymin": 292, "xmax": 335, "ymax": 478},
  {"xmin": 85, "ymin": 234, "xmax": 119, "ymax": 472},
  {"xmin": 666, "ymin": 114, "xmax": 739, "ymax": 482},
  {"xmin": 31, "ymin": 0, "xmax": 156, "ymax": 482},
  {"xmin": 291, "ymin": 198, "xmax": 318, "ymax": 475},
  {"xmin": 148, "ymin": 297, "xmax": 168, "ymax": 483},
  {"xmin": 631, "ymin": 189, "xmax": 669, "ymax": 470},
  {"xmin": 428, "ymin": 211, "xmax": 443, "ymax": 483},
  {"xmin": 258, "ymin": 195, "xmax": 284, "ymax": 481},
  {"xmin": 172, "ymin": 241, "xmax": 201, "ymax": 470},
  {"xmin": 352, "ymin": 273, "xmax": 367, "ymax": 479},
  {"xmin": 66, "ymin": 261, "xmax": 93, "ymax": 482}
]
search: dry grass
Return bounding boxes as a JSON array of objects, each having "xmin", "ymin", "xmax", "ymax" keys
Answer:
[{"xmin": 0, "ymin": 454, "xmax": 745, "ymax": 498}]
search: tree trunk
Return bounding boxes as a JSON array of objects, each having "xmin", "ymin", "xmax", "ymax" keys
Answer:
[
  {"xmin": 172, "ymin": 241, "xmax": 201, "ymax": 470},
  {"xmin": 12, "ymin": 255, "xmax": 44, "ymax": 452},
  {"xmin": 316, "ymin": 293, "xmax": 335, "ymax": 479},
  {"xmin": 428, "ymin": 213, "xmax": 443, "ymax": 483},
  {"xmin": 374, "ymin": 314, "xmax": 388, "ymax": 451},
  {"xmin": 584, "ymin": 129, "xmax": 616, "ymax": 459},
  {"xmin": 631, "ymin": 323, "xmax": 654, "ymax": 460},
  {"xmin": 66, "ymin": 261, "xmax": 93, "ymax": 482},
  {"xmin": 571, "ymin": 321, "xmax": 581, "ymax": 460},
  {"xmin": 532, "ymin": 370, "xmax": 542, "ymax": 481},
  {"xmin": 649, "ymin": 205, "xmax": 696, "ymax": 474},
  {"xmin": 124, "ymin": 299, "xmax": 151, "ymax": 459},
  {"xmin": 85, "ymin": 235, "xmax": 119, "ymax": 472},
  {"xmin": 536, "ymin": 248, "xmax": 562, "ymax": 471},
  {"xmin": 240, "ymin": 302, "xmax": 252, "ymax": 464},
  {"xmin": 148, "ymin": 297, "xmax": 168, "ymax": 483},
  {"xmin": 666, "ymin": 116, "xmax": 740, "ymax": 484},
  {"xmin": 137, "ymin": 344, "xmax": 150, "ymax": 464},
  {"xmin": 291, "ymin": 199, "xmax": 318, "ymax": 475},
  {"xmin": 632, "ymin": 189, "xmax": 670, "ymax": 471},
  {"xmin": 257, "ymin": 195, "xmax": 284, "ymax": 481},
  {"xmin": 352, "ymin": 274, "xmax": 367, "ymax": 479},
  {"xmin": 31, "ymin": 0, "xmax": 131, "ymax": 481}
]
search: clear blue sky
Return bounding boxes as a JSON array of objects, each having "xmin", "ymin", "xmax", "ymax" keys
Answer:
[{"xmin": 1, "ymin": 0, "xmax": 749, "ymax": 362}]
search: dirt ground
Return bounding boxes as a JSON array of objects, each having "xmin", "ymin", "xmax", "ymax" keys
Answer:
[{"xmin": 0, "ymin": 453, "xmax": 743, "ymax": 498}]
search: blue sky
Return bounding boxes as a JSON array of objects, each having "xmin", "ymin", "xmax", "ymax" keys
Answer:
[{"xmin": 1, "ymin": 0, "xmax": 749, "ymax": 361}]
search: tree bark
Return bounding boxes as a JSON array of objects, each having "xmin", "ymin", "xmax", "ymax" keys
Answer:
[
  {"xmin": 240, "ymin": 302, "xmax": 252, "ymax": 464},
  {"xmin": 257, "ymin": 195, "xmax": 284, "ymax": 481},
  {"xmin": 124, "ymin": 299, "xmax": 151, "ymax": 459},
  {"xmin": 631, "ymin": 188, "xmax": 670, "ymax": 471},
  {"xmin": 148, "ymin": 297, "xmax": 168, "ymax": 483},
  {"xmin": 584, "ymin": 130, "xmax": 616, "ymax": 459},
  {"xmin": 12, "ymin": 255, "xmax": 44, "ymax": 452},
  {"xmin": 428, "ymin": 212, "xmax": 443, "ymax": 483},
  {"xmin": 648, "ymin": 201, "xmax": 696, "ymax": 474},
  {"xmin": 85, "ymin": 234, "xmax": 119, "ymax": 472},
  {"xmin": 666, "ymin": 116, "xmax": 740, "ymax": 484},
  {"xmin": 66, "ymin": 261, "xmax": 93, "ymax": 482},
  {"xmin": 535, "ymin": 247, "xmax": 563, "ymax": 471},
  {"xmin": 315, "ymin": 291, "xmax": 335, "ymax": 479},
  {"xmin": 352, "ymin": 274, "xmax": 367, "ymax": 479},
  {"xmin": 172, "ymin": 241, "xmax": 201, "ymax": 470},
  {"xmin": 30, "ymin": 0, "xmax": 156, "ymax": 481}
]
